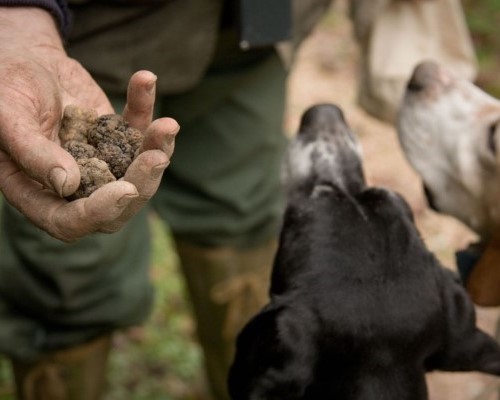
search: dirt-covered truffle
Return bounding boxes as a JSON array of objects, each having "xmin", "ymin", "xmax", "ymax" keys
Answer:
[
  {"xmin": 95, "ymin": 142, "xmax": 132, "ymax": 178},
  {"xmin": 125, "ymin": 128, "xmax": 145, "ymax": 157},
  {"xmin": 72, "ymin": 158, "xmax": 117, "ymax": 199},
  {"xmin": 63, "ymin": 140, "xmax": 98, "ymax": 160},
  {"xmin": 59, "ymin": 105, "xmax": 145, "ymax": 199},
  {"xmin": 59, "ymin": 104, "xmax": 98, "ymax": 144},
  {"xmin": 87, "ymin": 114, "xmax": 138, "ymax": 178}
]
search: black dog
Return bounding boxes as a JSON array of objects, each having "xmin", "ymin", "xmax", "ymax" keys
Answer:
[{"xmin": 228, "ymin": 104, "xmax": 500, "ymax": 400}]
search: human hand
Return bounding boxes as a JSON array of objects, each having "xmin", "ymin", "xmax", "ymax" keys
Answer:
[{"xmin": 0, "ymin": 7, "xmax": 178, "ymax": 242}]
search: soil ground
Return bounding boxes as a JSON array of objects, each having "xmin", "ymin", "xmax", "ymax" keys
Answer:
[{"xmin": 286, "ymin": 1, "xmax": 500, "ymax": 398}]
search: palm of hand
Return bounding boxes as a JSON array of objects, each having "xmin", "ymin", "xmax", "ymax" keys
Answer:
[{"xmin": 0, "ymin": 48, "xmax": 177, "ymax": 241}]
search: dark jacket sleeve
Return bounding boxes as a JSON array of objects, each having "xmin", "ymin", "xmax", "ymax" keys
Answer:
[{"xmin": 0, "ymin": 0, "xmax": 71, "ymax": 36}]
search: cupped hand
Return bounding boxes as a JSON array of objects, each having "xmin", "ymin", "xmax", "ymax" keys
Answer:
[{"xmin": 0, "ymin": 7, "xmax": 178, "ymax": 242}]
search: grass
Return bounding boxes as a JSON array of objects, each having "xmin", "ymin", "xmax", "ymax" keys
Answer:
[
  {"xmin": 464, "ymin": 0, "xmax": 500, "ymax": 96},
  {"xmin": 0, "ymin": 361, "xmax": 12, "ymax": 400}
]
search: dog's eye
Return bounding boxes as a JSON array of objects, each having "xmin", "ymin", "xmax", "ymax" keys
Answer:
[{"xmin": 488, "ymin": 122, "xmax": 497, "ymax": 155}]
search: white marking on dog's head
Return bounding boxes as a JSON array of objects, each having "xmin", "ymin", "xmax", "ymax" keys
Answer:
[
  {"xmin": 311, "ymin": 184, "xmax": 334, "ymax": 198},
  {"xmin": 283, "ymin": 104, "xmax": 365, "ymax": 196},
  {"xmin": 398, "ymin": 61, "xmax": 500, "ymax": 236}
]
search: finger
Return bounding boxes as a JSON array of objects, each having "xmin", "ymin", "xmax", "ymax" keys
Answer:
[
  {"xmin": 0, "ymin": 152, "xmax": 52, "ymax": 218},
  {"xmin": 122, "ymin": 70, "xmax": 157, "ymax": 132},
  {"xmin": 0, "ymin": 104, "xmax": 81, "ymax": 197},
  {"xmin": 100, "ymin": 149, "xmax": 169, "ymax": 233},
  {"xmin": 5, "ymin": 135, "xmax": 80, "ymax": 197},
  {"xmin": 0, "ymin": 153, "xmax": 74, "ymax": 238},
  {"xmin": 53, "ymin": 181, "xmax": 139, "ymax": 240},
  {"xmin": 100, "ymin": 117, "xmax": 178, "ymax": 233},
  {"xmin": 139, "ymin": 117, "xmax": 179, "ymax": 158},
  {"xmin": 0, "ymin": 154, "xmax": 139, "ymax": 241}
]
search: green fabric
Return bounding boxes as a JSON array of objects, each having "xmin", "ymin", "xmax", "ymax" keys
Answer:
[
  {"xmin": 0, "ymin": 206, "xmax": 152, "ymax": 361},
  {"xmin": 67, "ymin": 0, "xmax": 223, "ymax": 94},
  {"xmin": 66, "ymin": 0, "xmax": 331, "ymax": 94},
  {"xmin": 154, "ymin": 52, "xmax": 287, "ymax": 247}
]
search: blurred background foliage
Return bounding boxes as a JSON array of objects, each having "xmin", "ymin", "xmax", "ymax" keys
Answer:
[
  {"xmin": 464, "ymin": 0, "xmax": 500, "ymax": 96},
  {"xmin": 1, "ymin": 1, "xmax": 500, "ymax": 399}
]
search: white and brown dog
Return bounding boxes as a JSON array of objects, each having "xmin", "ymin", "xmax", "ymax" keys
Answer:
[{"xmin": 398, "ymin": 61, "xmax": 500, "ymax": 305}]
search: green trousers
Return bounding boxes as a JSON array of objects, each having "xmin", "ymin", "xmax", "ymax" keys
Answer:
[{"xmin": 0, "ymin": 50, "xmax": 287, "ymax": 374}]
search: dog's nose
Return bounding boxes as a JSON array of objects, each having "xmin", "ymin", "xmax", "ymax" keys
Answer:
[
  {"xmin": 407, "ymin": 61, "xmax": 441, "ymax": 92},
  {"xmin": 299, "ymin": 104, "xmax": 346, "ymax": 135}
]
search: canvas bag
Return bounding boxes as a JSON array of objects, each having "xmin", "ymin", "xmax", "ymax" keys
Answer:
[{"xmin": 356, "ymin": 0, "xmax": 478, "ymax": 123}]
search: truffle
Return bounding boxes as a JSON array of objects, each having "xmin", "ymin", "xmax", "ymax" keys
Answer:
[
  {"xmin": 72, "ymin": 158, "xmax": 117, "ymax": 199},
  {"xmin": 59, "ymin": 104, "xmax": 98, "ymax": 144},
  {"xmin": 59, "ymin": 105, "xmax": 144, "ymax": 199},
  {"xmin": 63, "ymin": 140, "xmax": 98, "ymax": 160}
]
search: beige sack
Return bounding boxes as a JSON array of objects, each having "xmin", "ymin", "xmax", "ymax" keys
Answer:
[{"xmin": 355, "ymin": 0, "xmax": 478, "ymax": 123}]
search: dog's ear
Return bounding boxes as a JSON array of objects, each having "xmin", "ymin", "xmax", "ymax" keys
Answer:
[
  {"xmin": 389, "ymin": 191, "xmax": 416, "ymax": 223},
  {"xmin": 228, "ymin": 304, "xmax": 317, "ymax": 400},
  {"xmin": 426, "ymin": 267, "xmax": 500, "ymax": 375},
  {"xmin": 359, "ymin": 187, "xmax": 415, "ymax": 224}
]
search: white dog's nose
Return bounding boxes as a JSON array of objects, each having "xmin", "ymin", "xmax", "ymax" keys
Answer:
[
  {"xmin": 407, "ymin": 61, "xmax": 439, "ymax": 92},
  {"xmin": 407, "ymin": 61, "xmax": 442, "ymax": 92}
]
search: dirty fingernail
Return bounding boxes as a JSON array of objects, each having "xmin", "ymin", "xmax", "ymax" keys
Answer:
[
  {"xmin": 146, "ymin": 78, "xmax": 156, "ymax": 94},
  {"xmin": 118, "ymin": 191, "xmax": 139, "ymax": 207},
  {"xmin": 152, "ymin": 162, "xmax": 169, "ymax": 179},
  {"xmin": 48, "ymin": 167, "xmax": 68, "ymax": 197}
]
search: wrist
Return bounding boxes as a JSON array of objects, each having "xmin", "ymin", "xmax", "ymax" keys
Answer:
[
  {"xmin": 0, "ymin": 0, "xmax": 70, "ymax": 35},
  {"xmin": 0, "ymin": 7, "xmax": 64, "ymax": 52}
]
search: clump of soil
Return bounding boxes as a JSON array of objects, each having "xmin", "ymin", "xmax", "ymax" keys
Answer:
[{"xmin": 59, "ymin": 104, "xmax": 144, "ymax": 199}]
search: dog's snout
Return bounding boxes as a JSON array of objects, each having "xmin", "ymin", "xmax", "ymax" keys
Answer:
[
  {"xmin": 299, "ymin": 104, "xmax": 346, "ymax": 135},
  {"xmin": 283, "ymin": 104, "xmax": 365, "ymax": 197},
  {"xmin": 407, "ymin": 77, "xmax": 424, "ymax": 93},
  {"xmin": 407, "ymin": 61, "xmax": 442, "ymax": 93}
]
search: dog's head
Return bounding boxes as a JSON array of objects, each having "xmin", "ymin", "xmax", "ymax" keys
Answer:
[
  {"xmin": 398, "ymin": 61, "xmax": 500, "ymax": 237},
  {"xmin": 273, "ymin": 103, "xmax": 421, "ymax": 295},
  {"xmin": 282, "ymin": 104, "xmax": 366, "ymax": 198}
]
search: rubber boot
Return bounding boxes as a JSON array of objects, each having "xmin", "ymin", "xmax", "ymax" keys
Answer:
[
  {"xmin": 10, "ymin": 334, "xmax": 112, "ymax": 400},
  {"xmin": 174, "ymin": 238, "xmax": 277, "ymax": 400}
]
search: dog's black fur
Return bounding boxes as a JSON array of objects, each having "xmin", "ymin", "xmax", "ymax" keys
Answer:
[{"xmin": 228, "ymin": 104, "xmax": 500, "ymax": 400}]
